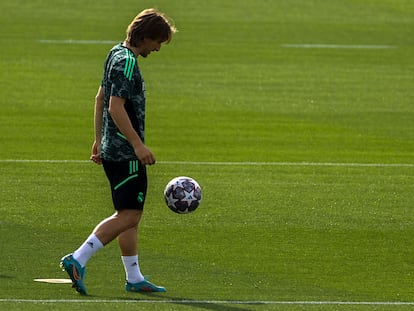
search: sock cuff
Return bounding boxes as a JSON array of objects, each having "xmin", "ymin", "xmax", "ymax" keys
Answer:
[{"xmin": 90, "ymin": 234, "xmax": 104, "ymax": 249}]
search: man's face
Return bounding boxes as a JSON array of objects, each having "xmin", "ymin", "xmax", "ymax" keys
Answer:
[{"xmin": 139, "ymin": 38, "xmax": 162, "ymax": 58}]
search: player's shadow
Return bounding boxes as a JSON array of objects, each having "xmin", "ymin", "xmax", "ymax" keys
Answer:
[{"xmin": 116, "ymin": 293, "xmax": 260, "ymax": 311}]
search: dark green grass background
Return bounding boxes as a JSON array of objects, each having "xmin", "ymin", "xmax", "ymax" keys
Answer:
[{"xmin": 1, "ymin": 0, "xmax": 413, "ymax": 310}]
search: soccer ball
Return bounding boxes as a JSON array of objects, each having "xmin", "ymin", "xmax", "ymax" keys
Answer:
[{"xmin": 164, "ymin": 176, "xmax": 202, "ymax": 214}]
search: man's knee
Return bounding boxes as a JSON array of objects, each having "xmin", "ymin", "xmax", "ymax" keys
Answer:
[{"xmin": 116, "ymin": 209, "xmax": 142, "ymax": 228}]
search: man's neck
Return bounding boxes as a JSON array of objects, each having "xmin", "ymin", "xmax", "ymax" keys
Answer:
[{"xmin": 123, "ymin": 41, "xmax": 140, "ymax": 57}]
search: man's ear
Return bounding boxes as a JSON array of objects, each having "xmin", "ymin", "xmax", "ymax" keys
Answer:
[{"xmin": 131, "ymin": 37, "xmax": 145, "ymax": 47}]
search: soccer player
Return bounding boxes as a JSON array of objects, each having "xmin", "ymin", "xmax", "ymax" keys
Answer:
[{"xmin": 60, "ymin": 8, "xmax": 176, "ymax": 295}]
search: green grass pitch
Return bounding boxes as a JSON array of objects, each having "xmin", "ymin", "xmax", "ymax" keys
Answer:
[{"xmin": 0, "ymin": 0, "xmax": 413, "ymax": 310}]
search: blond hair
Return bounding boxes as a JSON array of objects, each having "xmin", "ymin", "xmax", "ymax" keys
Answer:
[{"xmin": 126, "ymin": 8, "xmax": 176, "ymax": 47}]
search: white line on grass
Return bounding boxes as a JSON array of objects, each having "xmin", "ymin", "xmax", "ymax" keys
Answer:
[
  {"xmin": 37, "ymin": 40, "xmax": 398, "ymax": 49},
  {"xmin": 0, "ymin": 159, "xmax": 89, "ymax": 163},
  {"xmin": 1, "ymin": 299, "xmax": 414, "ymax": 305},
  {"xmin": 160, "ymin": 161, "xmax": 414, "ymax": 168},
  {"xmin": 281, "ymin": 43, "xmax": 397, "ymax": 49},
  {"xmin": 0, "ymin": 159, "xmax": 413, "ymax": 168},
  {"xmin": 38, "ymin": 39, "xmax": 119, "ymax": 45}
]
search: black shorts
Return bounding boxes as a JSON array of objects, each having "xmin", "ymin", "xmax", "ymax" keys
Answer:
[{"xmin": 102, "ymin": 160, "xmax": 147, "ymax": 210}]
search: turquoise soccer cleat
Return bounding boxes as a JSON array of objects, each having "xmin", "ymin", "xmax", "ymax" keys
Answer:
[
  {"xmin": 125, "ymin": 279, "xmax": 166, "ymax": 293},
  {"xmin": 60, "ymin": 254, "xmax": 87, "ymax": 295}
]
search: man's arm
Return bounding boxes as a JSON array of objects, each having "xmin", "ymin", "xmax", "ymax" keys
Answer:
[
  {"xmin": 90, "ymin": 86, "xmax": 105, "ymax": 164},
  {"xmin": 108, "ymin": 96, "xmax": 156, "ymax": 165}
]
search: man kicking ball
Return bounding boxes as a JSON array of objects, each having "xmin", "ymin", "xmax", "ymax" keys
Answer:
[{"xmin": 60, "ymin": 8, "xmax": 176, "ymax": 295}]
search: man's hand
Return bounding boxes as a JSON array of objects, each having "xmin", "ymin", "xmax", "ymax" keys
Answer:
[
  {"xmin": 133, "ymin": 143, "xmax": 156, "ymax": 165},
  {"xmin": 90, "ymin": 141, "xmax": 102, "ymax": 164}
]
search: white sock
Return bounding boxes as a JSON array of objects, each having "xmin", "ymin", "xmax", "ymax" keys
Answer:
[
  {"xmin": 73, "ymin": 234, "xmax": 104, "ymax": 267},
  {"xmin": 122, "ymin": 255, "xmax": 144, "ymax": 284}
]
